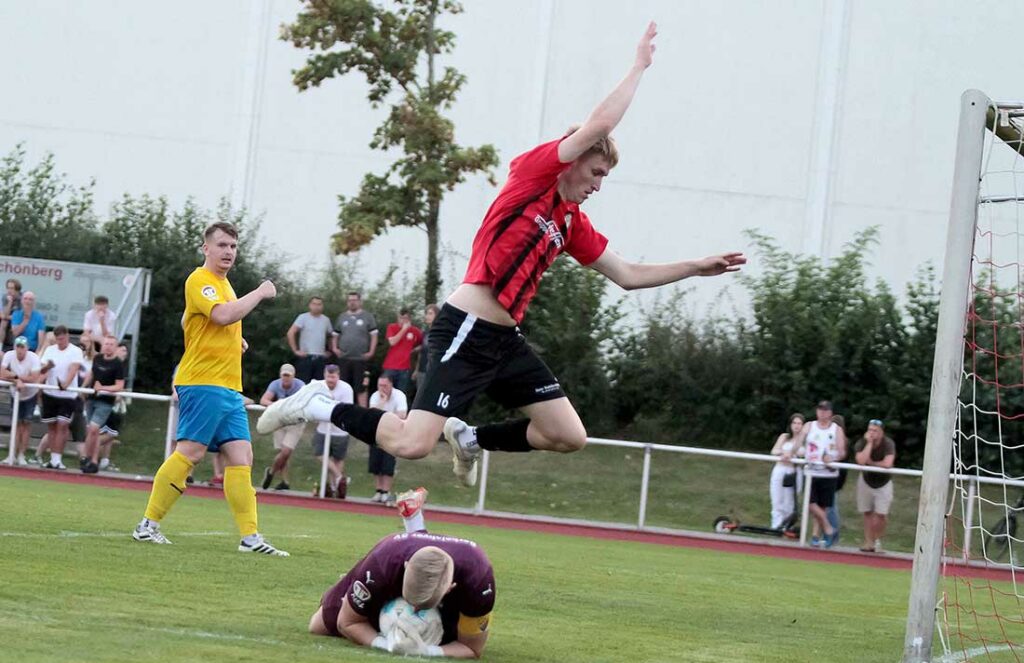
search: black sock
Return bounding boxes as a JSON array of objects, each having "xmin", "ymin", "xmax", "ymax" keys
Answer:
[
  {"xmin": 476, "ymin": 419, "xmax": 533, "ymax": 453},
  {"xmin": 329, "ymin": 404, "xmax": 385, "ymax": 446}
]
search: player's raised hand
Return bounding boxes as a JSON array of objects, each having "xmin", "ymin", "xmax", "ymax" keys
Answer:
[
  {"xmin": 635, "ymin": 21, "xmax": 657, "ymax": 69},
  {"xmin": 257, "ymin": 280, "xmax": 277, "ymax": 299},
  {"xmin": 695, "ymin": 252, "xmax": 747, "ymax": 277}
]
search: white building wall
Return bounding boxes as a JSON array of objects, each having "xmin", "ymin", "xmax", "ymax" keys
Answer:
[{"xmin": 1, "ymin": 1, "xmax": 1021, "ymax": 311}]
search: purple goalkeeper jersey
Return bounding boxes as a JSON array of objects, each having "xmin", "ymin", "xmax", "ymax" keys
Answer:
[{"xmin": 320, "ymin": 531, "xmax": 495, "ymax": 642}]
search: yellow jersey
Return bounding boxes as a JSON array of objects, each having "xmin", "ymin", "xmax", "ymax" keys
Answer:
[{"xmin": 174, "ymin": 267, "xmax": 242, "ymax": 391}]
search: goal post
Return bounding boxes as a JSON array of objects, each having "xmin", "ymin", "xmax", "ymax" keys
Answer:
[
  {"xmin": 902, "ymin": 89, "xmax": 989, "ymax": 663},
  {"xmin": 903, "ymin": 90, "xmax": 1024, "ymax": 663}
]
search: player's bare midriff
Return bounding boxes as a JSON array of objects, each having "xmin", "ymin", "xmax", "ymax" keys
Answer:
[{"xmin": 445, "ymin": 283, "xmax": 517, "ymax": 327}]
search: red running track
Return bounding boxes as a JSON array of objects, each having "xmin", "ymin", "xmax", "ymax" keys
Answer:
[{"xmin": 0, "ymin": 464, "xmax": 1013, "ymax": 582}]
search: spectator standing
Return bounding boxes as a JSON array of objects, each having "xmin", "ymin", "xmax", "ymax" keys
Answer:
[
  {"xmin": 38, "ymin": 326, "xmax": 84, "ymax": 469},
  {"xmin": 10, "ymin": 292, "xmax": 46, "ymax": 352},
  {"xmin": 0, "ymin": 335, "xmax": 42, "ymax": 465},
  {"xmin": 331, "ymin": 292, "xmax": 377, "ymax": 408},
  {"xmin": 311, "ymin": 364, "xmax": 354, "ymax": 498},
  {"xmin": 82, "ymin": 296, "xmax": 118, "ymax": 348},
  {"xmin": 81, "ymin": 335, "xmax": 125, "ymax": 473},
  {"xmin": 260, "ymin": 363, "xmax": 306, "ymax": 491},
  {"xmin": 70, "ymin": 332, "xmax": 96, "ymax": 459},
  {"xmin": 287, "ymin": 296, "xmax": 334, "ymax": 383},
  {"xmin": 0, "ymin": 278, "xmax": 23, "ymax": 350},
  {"xmin": 367, "ymin": 374, "xmax": 406, "ymax": 505},
  {"xmin": 768, "ymin": 413, "xmax": 804, "ymax": 529},
  {"xmin": 799, "ymin": 400, "xmax": 846, "ymax": 547},
  {"xmin": 854, "ymin": 419, "xmax": 896, "ymax": 552},
  {"xmin": 829, "ymin": 413, "xmax": 850, "ymax": 541},
  {"xmin": 381, "ymin": 308, "xmax": 423, "ymax": 394},
  {"xmin": 410, "ymin": 303, "xmax": 439, "ymax": 399}
]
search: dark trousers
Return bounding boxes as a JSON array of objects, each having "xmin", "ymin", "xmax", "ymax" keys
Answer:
[{"xmin": 295, "ymin": 355, "xmax": 327, "ymax": 384}]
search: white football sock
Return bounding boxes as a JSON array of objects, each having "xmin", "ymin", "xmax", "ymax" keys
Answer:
[
  {"xmin": 306, "ymin": 394, "xmax": 338, "ymax": 422},
  {"xmin": 50, "ymin": 452, "xmax": 61, "ymax": 465},
  {"xmin": 458, "ymin": 425, "xmax": 480, "ymax": 453},
  {"xmin": 403, "ymin": 512, "xmax": 425, "ymax": 533},
  {"xmin": 99, "ymin": 458, "xmax": 110, "ymax": 470}
]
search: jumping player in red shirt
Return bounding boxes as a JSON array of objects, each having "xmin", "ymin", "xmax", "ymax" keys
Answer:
[{"xmin": 259, "ymin": 22, "xmax": 745, "ymax": 485}]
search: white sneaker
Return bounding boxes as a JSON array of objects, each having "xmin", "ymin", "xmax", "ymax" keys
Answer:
[
  {"xmin": 444, "ymin": 417, "xmax": 479, "ymax": 487},
  {"xmin": 238, "ymin": 534, "xmax": 289, "ymax": 557},
  {"xmin": 256, "ymin": 381, "xmax": 331, "ymax": 434},
  {"xmin": 132, "ymin": 521, "xmax": 172, "ymax": 544},
  {"xmin": 16, "ymin": 455, "xmax": 27, "ymax": 466},
  {"xmin": 42, "ymin": 460, "xmax": 67, "ymax": 470}
]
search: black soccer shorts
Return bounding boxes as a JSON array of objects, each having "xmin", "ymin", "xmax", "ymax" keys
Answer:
[
  {"xmin": 411, "ymin": 304, "xmax": 565, "ymax": 418},
  {"xmin": 40, "ymin": 393, "xmax": 78, "ymax": 424}
]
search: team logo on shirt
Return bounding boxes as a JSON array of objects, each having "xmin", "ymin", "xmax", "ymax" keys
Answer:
[
  {"xmin": 356, "ymin": 319, "xmax": 364, "ymax": 326},
  {"xmin": 201, "ymin": 285, "xmax": 218, "ymax": 301},
  {"xmin": 351, "ymin": 580, "xmax": 371, "ymax": 608},
  {"xmin": 533, "ymin": 215, "xmax": 564, "ymax": 249}
]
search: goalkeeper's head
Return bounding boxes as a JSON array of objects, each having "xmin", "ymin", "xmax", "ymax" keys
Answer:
[{"xmin": 403, "ymin": 547, "xmax": 456, "ymax": 610}]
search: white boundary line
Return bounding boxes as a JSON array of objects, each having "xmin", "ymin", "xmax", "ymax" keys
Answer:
[
  {"xmin": 934, "ymin": 643, "xmax": 1015, "ymax": 662},
  {"xmin": 0, "ymin": 530, "xmax": 321, "ymax": 539}
]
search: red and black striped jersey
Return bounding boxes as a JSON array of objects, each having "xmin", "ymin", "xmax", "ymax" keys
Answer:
[{"xmin": 463, "ymin": 139, "xmax": 609, "ymax": 323}]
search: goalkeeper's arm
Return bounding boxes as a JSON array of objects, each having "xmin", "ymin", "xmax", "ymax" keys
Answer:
[{"xmin": 337, "ymin": 599, "xmax": 390, "ymax": 650}]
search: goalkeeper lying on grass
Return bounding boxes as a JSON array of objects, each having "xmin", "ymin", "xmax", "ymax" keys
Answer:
[{"xmin": 309, "ymin": 488, "xmax": 494, "ymax": 658}]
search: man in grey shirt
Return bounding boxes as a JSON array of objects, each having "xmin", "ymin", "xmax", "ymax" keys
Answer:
[
  {"xmin": 287, "ymin": 296, "xmax": 334, "ymax": 383},
  {"xmin": 332, "ymin": 291, "xmax": 377, "ymax": 407}
]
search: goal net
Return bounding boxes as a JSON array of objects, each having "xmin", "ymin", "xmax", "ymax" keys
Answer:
[{"xmin": 905, "ymin": 91, "xmax": 1024, "ymax": 663}]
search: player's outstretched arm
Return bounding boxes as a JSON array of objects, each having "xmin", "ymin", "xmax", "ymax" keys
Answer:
[
  {"xmin": 557, "ymin": 21, "xmax": 657, "ymax": 164},
  {"xmin": 209, "ymin": 280, "xmax": 276, "ymax": 326},
  {"xmin": 589, "ymin": 248, "xmax": 746, "ymax": 291}
]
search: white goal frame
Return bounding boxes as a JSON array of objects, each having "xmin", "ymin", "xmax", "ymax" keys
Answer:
[{"xmin": 902, "ymin": 89, "xmax": 1024, "ymax": 663}]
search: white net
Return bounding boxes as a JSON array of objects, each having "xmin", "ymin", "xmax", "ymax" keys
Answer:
[{"xmin": 940, "ymin": 102, "xmax": 1024, "ymax": 662}]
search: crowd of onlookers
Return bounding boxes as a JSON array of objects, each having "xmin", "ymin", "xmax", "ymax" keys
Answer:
[
  {"xmin": 259, "ymin": 291, "xmax": 436, "ymax": 506},
  {"xmin": 768, "ymin": 400, "xmax": 897, "ymax": 553},
  {"xmin": 0, "ymin": 278, "xmax": 902, "ymax": 548},
  {"xmin": 0, "ymin": 278, "xmax": 128, "ymax": 473}
]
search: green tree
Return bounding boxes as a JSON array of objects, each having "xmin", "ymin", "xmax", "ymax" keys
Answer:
[{"xmin": 281, "ymin": 0, "xmax": 499, "ymax": 303}]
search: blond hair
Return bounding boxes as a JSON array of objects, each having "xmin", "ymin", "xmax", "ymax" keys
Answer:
[
  {"xmin": 403, "ymin": 547, "xmax": 454, "ymax": 610},
  {"xmin": 564, "ymin": 125, "xmax": 619, "ymax": 169}
]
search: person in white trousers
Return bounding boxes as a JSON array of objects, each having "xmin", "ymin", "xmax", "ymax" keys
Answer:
[{"xmin": 769, "ymin": 413, "xmax": 805, "ymax": 529}]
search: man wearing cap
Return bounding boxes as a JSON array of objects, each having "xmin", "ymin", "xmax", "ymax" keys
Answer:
[
  {"xmin": 259, "ymin": 363, "xmax": 306, "ymax": 491},
  {"xmin": 309, "ymin": 491, "xmax": 494, "ymax": 658},
  {"xmin": 1, "ymin": 335, "xmax": 42, "ymax": 465},
  {"xmin": 854, "ymin": 419, "xmax": 896, "ymax": 552},
  {"xmin": 798, "ymin": 400, "xmax": 846, "ymax": 547}
]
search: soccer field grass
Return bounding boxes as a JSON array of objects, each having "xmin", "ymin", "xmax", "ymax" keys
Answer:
[{"xmin": 0, "ymin": 476, "xmax": 923, "ymax": 662}]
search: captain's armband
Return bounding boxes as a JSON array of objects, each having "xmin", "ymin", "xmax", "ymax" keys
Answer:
[{"xmin": 458, "ymin": 612, "xmax": 493, "ymax": 637}]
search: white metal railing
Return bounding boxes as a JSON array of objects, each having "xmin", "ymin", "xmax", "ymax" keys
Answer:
[{"xmin": 3, "ymin": 379, "xmax": 1023, "ymax": 554}]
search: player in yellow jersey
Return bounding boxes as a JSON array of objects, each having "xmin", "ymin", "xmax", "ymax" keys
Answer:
[{"xmin": 132, "ymin": 221, "xmax": 288, "ymax": 556}]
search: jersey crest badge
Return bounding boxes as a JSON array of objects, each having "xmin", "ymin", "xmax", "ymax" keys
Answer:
[
  {"xmin": 352, "ymin": 580, "xmax": 371, "ymax": 607},
  {"xmin": 201, "ymin": 285, "xmax": 217, "ymax": 301}
]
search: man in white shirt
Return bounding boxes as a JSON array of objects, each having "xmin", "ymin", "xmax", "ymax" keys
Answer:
[
  {"xmin": 82, "ymin": 295, "xmax": 117, "ymax": 345},
  {"xmin": 38, "ymin": 325, "xmax": 84, "ymax": 469},
  {"xmin": 798, "ymin": 400, "xmax": 847, "ymax": 548},
  {"xmin": 368, "ymin": 374, "xmax": 407, "ymax": 505},
  {"xmin": 1, "ymin": 335, "xmax": 42, "ymax": 465},
  {"xmin": 312, "ymin": 364, "xmax": 354, "ymax": 498}
]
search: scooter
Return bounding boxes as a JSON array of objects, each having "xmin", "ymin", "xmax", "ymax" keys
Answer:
[
  {"xmin": 713, "ymin": 512, "xmax": 800, "ymax": 539},
  {"xmin": 712, "ymin": 470, "xmax": 801, "ymax": 539}
]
